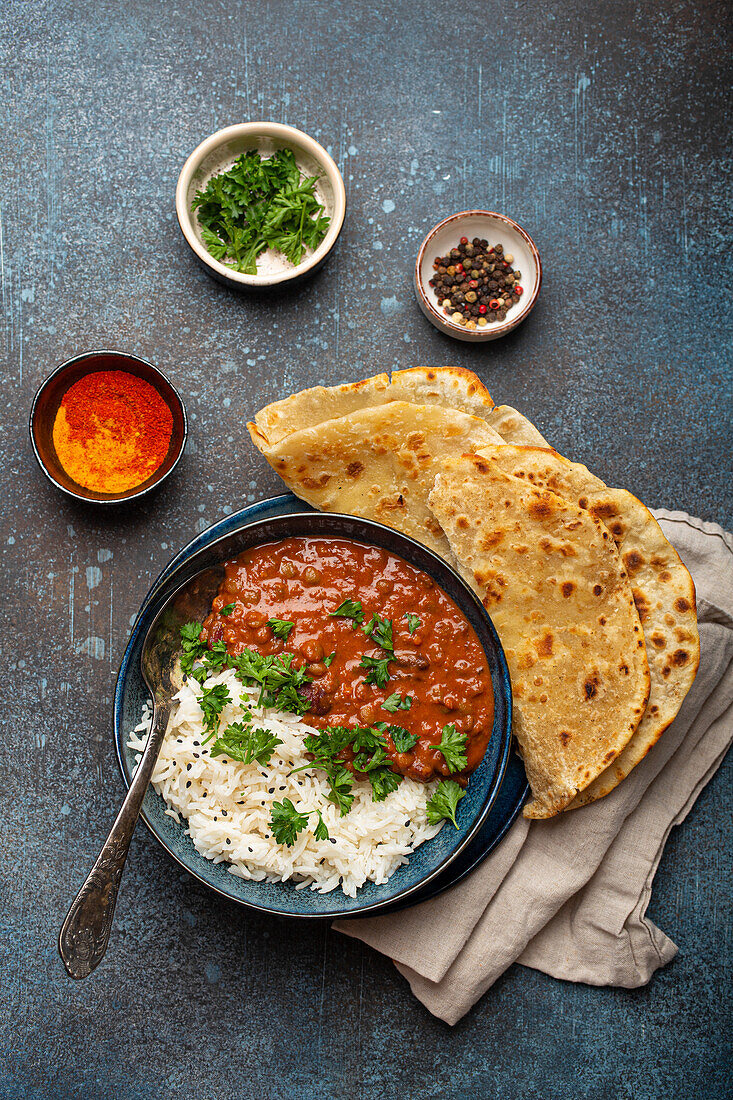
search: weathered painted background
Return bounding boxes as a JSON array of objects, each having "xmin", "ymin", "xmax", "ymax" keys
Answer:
[{"xmin": 1, "ymin": 1, "xmax": 730, "ymax": 1097}]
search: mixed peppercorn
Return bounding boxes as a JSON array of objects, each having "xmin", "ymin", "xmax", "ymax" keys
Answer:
[{"xmin": 428, "ymin": 237, "xmax": 524, "ymax": 329}]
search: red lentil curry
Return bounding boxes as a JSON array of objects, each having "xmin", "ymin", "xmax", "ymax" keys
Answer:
[{"xmin": 201, "ymin": 537, "xmax": 494, "ymax": 785}]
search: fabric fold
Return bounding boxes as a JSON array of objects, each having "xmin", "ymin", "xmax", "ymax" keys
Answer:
[{"xmin": 334, "ymin": 512, "xmax": 733, "ymax": 1024}]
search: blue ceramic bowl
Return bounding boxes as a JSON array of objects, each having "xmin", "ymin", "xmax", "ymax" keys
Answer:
[{"xmin": 114, "ymin": 505, "xmax": 513, "ymax": 918}]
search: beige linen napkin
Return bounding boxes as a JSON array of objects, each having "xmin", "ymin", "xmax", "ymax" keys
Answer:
[{"xmin": 334, "ymin": 510, "xmax": 733, "ymax": 1025}]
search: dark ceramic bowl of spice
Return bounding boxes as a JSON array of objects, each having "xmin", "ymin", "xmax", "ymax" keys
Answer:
[
  {"xmin": 30, "ymin": 350, "xmax": 188, "ymax": 505},
  {"xmin": 414, "ymin": 211, "xmax": 542, "ymax": 342}
]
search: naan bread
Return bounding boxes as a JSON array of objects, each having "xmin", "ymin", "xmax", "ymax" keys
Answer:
[
  {"xmin": 476, "ymin": 444, "xmax": 700, "ymax": 806},
  {"xmin": 248, "ymin": 401, "xmax": 504, "ymax": 559},
  {"xmin": 253, "ymin": 367, "xmax": 494, "ymax": 447},
  {"xmin": 429, "ymin": 453, "xmax": 651, "ymax": 818},
  {"xmin": 488, "ymin": 405, "xmax": 550, "ymax": 447}
]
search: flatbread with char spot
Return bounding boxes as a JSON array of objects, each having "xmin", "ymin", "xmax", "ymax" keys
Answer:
[
  {"xmin": 429, "ymin": 452, "xmax": 651, "ymax": 818},
  {"xmin": 248, "ymin": 401, "xmax": 504, "ymax": 560},
  {"xmin": 252, "ymin": 367, "xmax": 494, "ymax": 447},
  {"xmin": 474, "ymin": 444, "xmax": 700, "ymax": 806}
]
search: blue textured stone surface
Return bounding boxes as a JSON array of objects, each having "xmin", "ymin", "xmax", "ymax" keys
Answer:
[{"xmin": 0, "ymin": 0, "xmax": 731, "ymax": 1097}]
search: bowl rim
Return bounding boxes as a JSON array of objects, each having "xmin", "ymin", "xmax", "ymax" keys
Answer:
[
  {"xmin": 114, "ymin": 507, "xmax": 514, "ymax": 918},
  {"xmin": 29, "ymin": 349, "xmax": 188, "ymax": 505},
  {"xmin": 175, "ymin": 121, "xmax": 347, "ymax": 287},
  {"xmin": 414, "ymin": 210, "xmax": 542, "ymax": 339}
]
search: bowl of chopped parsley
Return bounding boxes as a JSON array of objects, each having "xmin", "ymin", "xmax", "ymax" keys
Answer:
[{"xmin": 176, "ymin": 122, "xmax": 346, "ymax": 288}]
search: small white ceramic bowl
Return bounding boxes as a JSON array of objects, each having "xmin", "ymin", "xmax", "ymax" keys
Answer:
[
  {"xmin": 414, "ymin": 211, "xmax": 542, "ymax": 342},
  {"xmin": 176, "ymin": 122, "xmax": 346, "ymax": 289}
]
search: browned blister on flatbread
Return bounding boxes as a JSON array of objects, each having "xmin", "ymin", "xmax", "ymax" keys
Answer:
[
  {"xmin": 252, "ymin": 367, "xmax": 494, "ymax": 447},
  {"xmin": 248, "ymin": 401, "xmax": 504, "ymax": 561},
  {"xmin": 429, "ymin": 453, "xmax": 651, "ymax": 818},
  {"xmin": 474, "ymin": 443, "xmax": 700, "ymax": 806}
]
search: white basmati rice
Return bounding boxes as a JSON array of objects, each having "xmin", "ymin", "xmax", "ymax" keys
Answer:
[{"xmin": 127, "ymin": 666, "xmax": 442, "ymax": 896}]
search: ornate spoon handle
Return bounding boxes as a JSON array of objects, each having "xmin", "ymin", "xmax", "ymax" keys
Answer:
[{"xmin": 58, "ymin": 705, "xmax": 169, "ymax": 979}]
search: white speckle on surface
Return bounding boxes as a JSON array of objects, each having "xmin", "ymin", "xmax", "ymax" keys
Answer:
[
  {"xmin": 348, "ymin": 145, "xmax": 357, "ymax": 156},
  {"xmin": 60, "ymin": 804, "xmax": 70, "ymax": 816},
  {"xmin": 7, "ymin": 536, "xmax": 14, "ymax": 545},
  {"xmin": 77, "ymin": 636, "xmax": 105, "ymax": 660},
  {"xmin": 372, "ymin": 241, "xmax": 383, "ymax": 250},
  {"xmin": 97, "ymin": 549, "xmax": 113, "ymax": 563},
  {"xmin": 380, "ymin": 295, "xmax": 406, "ymax": 317},
  {"xmin": 575, "ymin": 73, "xmax": 591, "ymax": 95},
  {"xmin": 382, "ymin": 199, "xmax": 395, "ymax": 213},
  {"xmin": 85, "ymin": 566, "xmax": 102, "ymax": 590}
]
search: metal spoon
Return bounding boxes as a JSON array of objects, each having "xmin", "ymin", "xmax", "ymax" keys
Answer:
[{"xmin": 58, "ymin": 565, "xmax": 222, "ymax": 979}]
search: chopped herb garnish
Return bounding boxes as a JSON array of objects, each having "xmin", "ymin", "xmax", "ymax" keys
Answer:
[
  {"xmin": 405, "ymin": 612, "xmax": 421, "ymax": 635},
  {"xmin": 388, "ymin": 725, "xmax": 419, "ymax": 753},
  {"xmin": 361, "ymin": 613, "xmax": 394, "ymax": 651},
  {"xmin": 426, "ymin": 780, "xmax": 466, "ymax": 827},
  {"xmin": 230, "ymin": 648, "xmax": 311, "ymax": 714},
  {"xmin": 201, "ymin": 640, "xmax": 230, "ymax": 675},
  {"xmin": 179, "ymin": 621, "xmax": 207, "ymax": 675},
  {"xmin": 198, "ymin": 683, "xmax": 232, "ymax": 743},
  {"xmin": 323, "ymin": 652, "xmax": 336, "ymax": 667},
  {"xmin": 324, "ymin": 765, "xmax": 355, "ymax": 816},
  {"xmin": 368, "ymin": 767, "xmax": 403, "ymax": 802},
  {"xmin": 269, "ymin": 801, "xmax": 331, "ymax": 846},
  {"xmin": 359, "ymin": 654, "xmax": 392, "ymax": 688},
  {"xmin": 352, "ymin": 745, "xmax": 389, "ymax": 773},
  {"xmin": 430, "ymin": 723, "xmax": 468, "ymax": 773},
  {"xmin": 382, "ymin": 692, "xmax": 412, "ymax": 713},
  {"xmin": 192, "ymin": 148, "xmax": 330, "ymax": 275},
  {"xmin": 329, "ymin": 598, "xmax": 364, "ymax": 625},
  {"xmin": 220, "ymin": 603, "xmax": 236, "ymax": 617},
  {"xmin": 313, "ymin": 811, "xmax": 330, "ymax": 842},
  {"xmin": 268, "ymin": 617, "xmax": 295, "ymax": 641},
  {"xmin": 210, "ymin": 721, "xmax": 283, "ymax": 766},
  {"xmin": 269, "ymin": 798, "xmax": 311, "ymax": 846},
  {"xmin": 351, "ymin": 726, "xmax": 387, "ymax": 753}
]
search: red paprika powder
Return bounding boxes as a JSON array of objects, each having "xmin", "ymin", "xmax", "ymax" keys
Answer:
[{"xmin": 52, "ymin": 370, "xmax": 173, "ymax": 493}]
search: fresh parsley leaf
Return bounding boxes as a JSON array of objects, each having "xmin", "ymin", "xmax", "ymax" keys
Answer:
[
  {"xmin": 313, "ymin": 811, "xmax": 330, "ymax": 842},
  {"xmin": 210, "ymin": 721, "xmax": 282, "ymax": 766},
  {"xmin": 198, "ymin": 683, "xmax": 232, "ymax": 742},
  {"xmin": 351, "ymin": 726, "xmax": 386, "ymax": 753},
  {"xmin": 382, "ymin": 692, "xmax": 411, "ymax": 713},
  {"xmin": 220, "ymin": 603, "xmax": 236, "ymax": 617},
  {"xmin": 360, "ymin": 654, "xmax": 392, "ymax": 688},
  {"xmin": 429, "ymin": 723, "xmax": 468, "ymax": 773},
  {"xmin": 302, "ymin": 726, "xmax": 356, "ymax": 765},
  {"xmin": 405, "ymin": 612, "xmax": 421, "ymax": 635},
  {"xmin": 270, "ymin": 798, "xmax": 310, "ymax": 846},
  {"xmin": 323, "ymin": 652, "xmax": 335, "ymax": 667},
  {"xmin": 368, "ymin": 767, "xmax": 403, "ymax": 802},
  {"xmin": 351, "ymin": 745, "xmax": 389, "ymax": 773},
  {"xmin": 426, "ymin": 780, "xmax": 465, "ymax": 827},
  {"xmin": 387, "ymin": 725, "xmax": 419, "ymax": 753},
  {"xmin": 179, "ymin": 621, "xmax": 208, "ymax": 675},
  {"xmin": 268, "ymin": 617, "xmax": 294, "ymax": 641},
  {"xmin": 329, "ymin": 598, "xmax": 364, "ymax": 625},
  {"xmin": 324, "ymin": 765, "xmax": 354, "ymax": 816},
  {"xmin": 361, "ymin": 613, "xmax": 394, "ymax": 651},
  {"xmin": 230, "ymin": 648, "xmax": 311, "ymax": 714},
  {"xmin": 201, "ymin": 640, "xmax": 230, "ymax": 675}
]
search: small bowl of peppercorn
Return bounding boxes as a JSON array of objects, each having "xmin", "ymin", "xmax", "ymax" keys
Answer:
[{"xmin": 414, "ymin": 211, "xmax": 542, "ymax": 342}]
